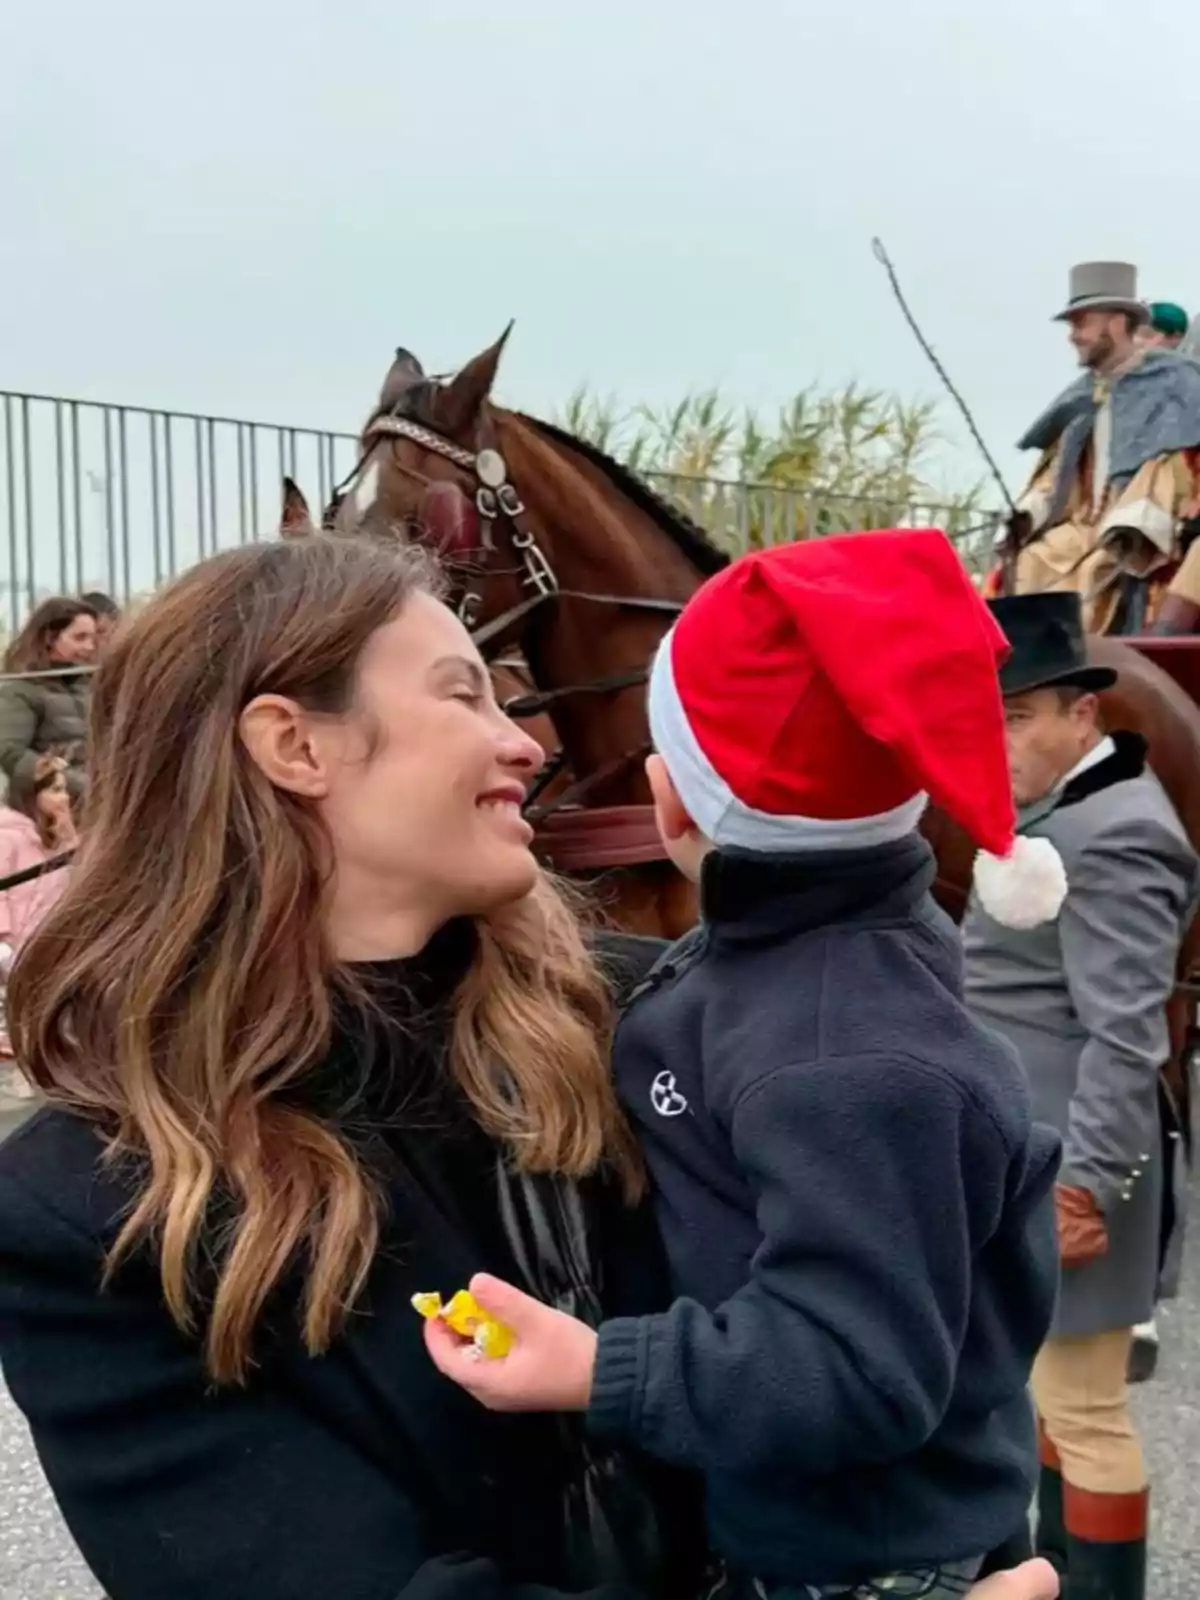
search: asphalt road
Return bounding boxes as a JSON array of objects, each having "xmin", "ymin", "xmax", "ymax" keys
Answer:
[{"xmin": 0, "ymin": 1095, "xmax": 1196, "ymax": 1600}]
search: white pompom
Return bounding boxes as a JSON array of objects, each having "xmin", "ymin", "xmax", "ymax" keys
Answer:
[{"xmin": 973, "ymin": 834, "xmax": 1068, "ymax": 929}]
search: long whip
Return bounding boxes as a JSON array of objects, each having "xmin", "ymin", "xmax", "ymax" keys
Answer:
[{"xmin": 871, "ymin": 237, "xmax": 1016, "ymax": 516}]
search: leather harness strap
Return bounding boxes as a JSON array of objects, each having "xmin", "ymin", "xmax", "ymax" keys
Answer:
[{"xmin": 531, "ymin": 805, "xmax": 670, "ymax": 872}]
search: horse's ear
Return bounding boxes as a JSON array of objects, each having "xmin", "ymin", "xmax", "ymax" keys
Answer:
[
  {"xmin": 280, "ymin": 476, "xmax": 315, "ymax": 536},
  {"xmin": 378, "ymin": 347, "xmax": 426, "ymax": 414},
  {"xmin": 430, "ymin": 323, "xmax": 513, "ymax": 438}
]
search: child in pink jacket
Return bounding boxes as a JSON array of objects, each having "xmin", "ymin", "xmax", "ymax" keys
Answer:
[{"xmin": 0, "ymin": 754, "xmax": 76, "ymax": 1068}]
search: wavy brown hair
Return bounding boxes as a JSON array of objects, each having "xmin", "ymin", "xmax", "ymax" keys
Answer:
[
  {"xmin": 9, "ymin": 537, "xmax": 642, "ymax": 1384},
  {"xmin": 3, "ymin": 596, "xmax": 96, "ymax": 672}
]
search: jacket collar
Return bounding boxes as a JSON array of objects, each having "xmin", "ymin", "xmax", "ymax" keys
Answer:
[
  {"xmin": 1017, "ymin": 730, "xmax": 1147, "ymax": 832},
  {"xmin": 700, "ymin": 832, "xmax": 936, "ymax": 945}
]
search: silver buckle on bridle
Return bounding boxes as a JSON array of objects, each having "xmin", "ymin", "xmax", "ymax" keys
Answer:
[{"xmin": 365, "ymin": 416, "xmax": 560, "ymax": 615}]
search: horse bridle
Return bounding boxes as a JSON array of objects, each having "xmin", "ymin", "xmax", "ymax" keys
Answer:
[
  {"xmin": 354, "ymin": 413, "xmax": 562, "ymax": 646},
  {"xmin": 338, "ymin": 408, "xmax": 686, "ymax": 818}
]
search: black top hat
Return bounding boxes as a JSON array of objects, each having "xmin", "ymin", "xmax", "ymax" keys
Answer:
[{"xmin": 987, "ymin": 593, "xmax": 1117, "ymax": 696}]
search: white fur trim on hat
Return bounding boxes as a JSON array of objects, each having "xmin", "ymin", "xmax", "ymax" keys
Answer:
[
  {"xmin": 648, "ymin": 633, "xmax": 929, "ymax": 851},
  {"xmin": 973, "ymin": 835, "xmax": 1068, "ymax": 929}
]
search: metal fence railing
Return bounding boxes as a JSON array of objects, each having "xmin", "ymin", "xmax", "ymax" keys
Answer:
[
  {"xmin": 0, "ymin": 390, "xmax": 365, "ymax": 633},
  {"xmin": 0, "ymin": 389, "xmax": 1001, "ymax": 634}
]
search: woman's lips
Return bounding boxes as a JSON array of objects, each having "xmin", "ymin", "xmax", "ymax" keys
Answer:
[
  {"xmin": 476, "ymin": 785, "xmax": 534, "ymax": 840},
  {"xmin": 476, "ymin": 784, "xmax": 527, "ymax": 809}
]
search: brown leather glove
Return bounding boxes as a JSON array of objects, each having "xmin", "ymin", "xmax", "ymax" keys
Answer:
[{"xmin": 1055, "ymin": 1184, "xmax": 1109, "ymax": 1268}]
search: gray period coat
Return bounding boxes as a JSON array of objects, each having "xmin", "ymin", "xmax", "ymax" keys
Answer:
[{"xmin": 962, "ymin": 734, "xmax": 1199, "ymax": 1338}]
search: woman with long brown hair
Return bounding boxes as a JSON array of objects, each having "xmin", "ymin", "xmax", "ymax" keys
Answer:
[
  {"xmin": 0, "ymin": 536, "xmax": 694, "ymax": 1600},
  {"xmin": 0, "ymin": 537, "xmax": 1057, "ymax": 1600}
]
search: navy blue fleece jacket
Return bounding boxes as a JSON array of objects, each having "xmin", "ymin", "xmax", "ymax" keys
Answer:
[{"xmin": 587, "ymin": 836, "xmax": 1061, "ymax": 1587}]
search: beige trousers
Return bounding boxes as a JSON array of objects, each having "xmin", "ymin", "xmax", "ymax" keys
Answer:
[
  {"xmin": 1014, "ymin": 523, "xmax": 1120, "ymax": 633},
  {"xmin": 1031, "ymin": 1329, "xmax": 1147, "ymax": 1494}
]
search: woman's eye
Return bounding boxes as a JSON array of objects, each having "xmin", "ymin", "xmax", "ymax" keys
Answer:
[{"xmin": 451, "ymin": 688, "xmax": 484, "ymax": 706}]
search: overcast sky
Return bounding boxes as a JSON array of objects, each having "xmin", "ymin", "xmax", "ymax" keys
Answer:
[{"xmin": 2, "ymin": 0, "xmax": 1195, "ymax": 506}]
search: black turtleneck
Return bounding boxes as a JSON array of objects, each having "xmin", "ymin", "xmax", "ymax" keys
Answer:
[
  {"xmin": 304, "ymin": 920, "xmax": 674, "ymax": 1289},
  {"xmin": 298, "ymin": 919, "xmax": 524, "ymax": 1278}
]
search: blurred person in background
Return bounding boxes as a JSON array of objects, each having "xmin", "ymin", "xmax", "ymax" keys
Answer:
[
  {"xmin": 80, "ymin": 591, "xmax": 122, "ymax": 655},
  {"xmin": 1137, "ymin": 303, "xmax": 1189, "ymax": 351},
  {"xmin": 0, "ymin": 597, "xmax": 96, "ymax": 802},
  {"xmin": 0, "ymin": 753, "xmax": 76, "ymax": 1091}
]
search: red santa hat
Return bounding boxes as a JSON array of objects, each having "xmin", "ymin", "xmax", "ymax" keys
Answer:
[{"xmin": 648, "ymin": 528, "xmax": 1067, "ymax": 930}]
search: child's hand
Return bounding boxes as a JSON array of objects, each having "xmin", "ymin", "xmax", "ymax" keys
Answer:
[
  {"xmin": 967, "ymin": 1559, "xmax": 1059, "ymax": 1599},
  {"xmin": 423, "ymin": 1273, "xmax": 598, "ymax": 1413}
]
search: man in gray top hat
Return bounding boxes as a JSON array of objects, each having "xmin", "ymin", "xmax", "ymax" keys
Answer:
[{"xmin": 1002, "ymin": 262, "xmax": 1200, "ymax": 635}]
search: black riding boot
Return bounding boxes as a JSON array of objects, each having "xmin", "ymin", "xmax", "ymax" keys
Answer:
[
  {"xmin": 1035, "ymin": 1463, "xmax": 1068, "ymax": 1575},
  {"xmin": 1065, "ymin": 1535, "xmax": 1147, "ymax": 1600},
  {"xmin": 1063, "ymin": 1487, "xmax": 1148, "ymax": 1600}
]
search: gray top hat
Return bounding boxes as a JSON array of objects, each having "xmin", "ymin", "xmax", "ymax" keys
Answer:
[{"xmin": 1054, "ymin": 261, "xmax": 1149, "ymax": 323}]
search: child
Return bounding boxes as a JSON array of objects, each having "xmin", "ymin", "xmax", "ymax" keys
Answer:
[
  {"xmin": 0, "ymin": 753, "xmax": 75, "ymax": 1075},
  {"xmin": 428, "ymin": 530, "xmax": 1063, "ymax": 1598}
]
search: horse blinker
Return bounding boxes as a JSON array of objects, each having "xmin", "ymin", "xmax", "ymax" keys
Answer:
[{"xmin": 420, "ymin": 480, "xmax": 482, "ymax": 557}]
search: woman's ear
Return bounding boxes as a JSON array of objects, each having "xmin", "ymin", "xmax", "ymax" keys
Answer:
[
  {"xmin": 645, "ymin": 753, "xmax": 698, "ymax": 841},
  {"xmin": 238, "ymin": 696, "xmax": 330, "ymax": 799}
]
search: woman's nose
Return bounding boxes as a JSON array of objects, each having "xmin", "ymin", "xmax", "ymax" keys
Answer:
[{"xmin": 499, "ymin": 719, "xmax": 547, "ymax": 774}]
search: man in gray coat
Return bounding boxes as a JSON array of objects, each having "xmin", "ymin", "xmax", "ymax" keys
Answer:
[{"xmin": 963, "ymin": 592, "xmax": 1199, "ymax": 1600}]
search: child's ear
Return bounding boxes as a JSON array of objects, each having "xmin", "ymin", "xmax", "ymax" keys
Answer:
[{"xmin": 645, "ymin": 753, "xmax": 697, "ymax": 841}]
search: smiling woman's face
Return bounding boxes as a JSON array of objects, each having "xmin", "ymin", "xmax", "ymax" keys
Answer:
[
  {"xmin": 327, "ymin": 591, "xmax": 547, "ymax": 923},
  {"xmin": 241, "ymin": 590, "xmax": 547, "ymax": 955},
  {"xmin": 47, "ymin": 612, "xmax": 97, "ymax": 664}
]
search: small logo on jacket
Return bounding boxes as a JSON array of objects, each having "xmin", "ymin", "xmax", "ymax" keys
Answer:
[{"xmin": 650, "ymin": 1070, "xmax": 689, "ymax": 1117}]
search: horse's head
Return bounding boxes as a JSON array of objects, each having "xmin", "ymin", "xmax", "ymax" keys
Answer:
[{"xmin": 331, "ymin": 327, "xmax": 553, "ymax": 644}]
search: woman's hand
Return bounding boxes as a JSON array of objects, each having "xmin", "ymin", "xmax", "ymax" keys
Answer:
[
  {"xmin": 423, "ymin": 1274, "xmax": 597, "ymax": 1413},
  {"xmin": 967, "ymin": 1559, "xmax": 1059, "ymax": 1599}
]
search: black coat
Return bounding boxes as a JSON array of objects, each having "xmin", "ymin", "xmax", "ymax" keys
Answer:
[{"xmin": 0, "ymin": 931, "xmax": 699, "ymax": 1600}]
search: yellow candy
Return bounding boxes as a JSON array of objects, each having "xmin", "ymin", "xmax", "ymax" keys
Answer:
[{"xmin": 412, "ymin": 1289, "xmax": 516, "ymax": 1360}]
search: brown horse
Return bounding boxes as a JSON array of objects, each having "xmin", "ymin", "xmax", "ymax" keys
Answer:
[{"xmin": 321, "ymin": 334, "xmax": 726, "ymax": 936}]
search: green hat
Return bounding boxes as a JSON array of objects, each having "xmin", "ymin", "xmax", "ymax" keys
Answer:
[{"xmin": 1149, "ymin": 301, "xmax": 1189, "ymax": 337}]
